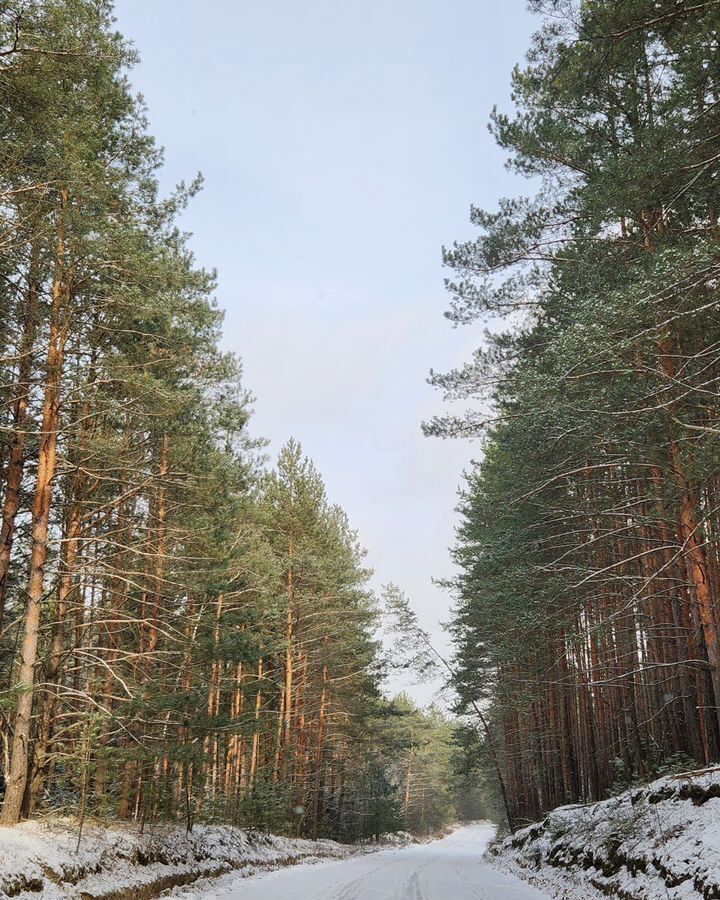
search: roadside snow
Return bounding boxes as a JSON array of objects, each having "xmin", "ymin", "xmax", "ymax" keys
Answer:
[
  {"xmin": 491, "ymin": 767, "xmax": 720, "ymax": 900},
  {"xmin": 0, "ymin": 819, "xmax": 350, "ymax": 899}
]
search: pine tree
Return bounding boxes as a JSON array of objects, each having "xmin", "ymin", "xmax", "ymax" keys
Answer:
[{"xmin": 433, "ymin": 0, "xmax": 720, "ymax": 824}]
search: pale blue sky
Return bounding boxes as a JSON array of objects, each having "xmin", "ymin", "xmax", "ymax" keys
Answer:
[{"xmin": 113, "ymin": 0, "xmax": 536, "ymax": 701}]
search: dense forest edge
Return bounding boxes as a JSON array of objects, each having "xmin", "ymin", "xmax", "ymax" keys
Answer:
[
  {"xmin": 433, "ymin": 0, "xmax": 720, "ymax": 835},
  {"xmin": 0, "ymin": 0, "xmax": 489, "ymax": 841}
]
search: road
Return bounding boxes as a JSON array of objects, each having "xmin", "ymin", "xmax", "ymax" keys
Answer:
[{"xmin": 194, "ymin": 823, "xmax": 551, "ymax": 900}]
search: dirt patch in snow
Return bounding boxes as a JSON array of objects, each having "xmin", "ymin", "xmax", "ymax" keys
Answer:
[
  {"xmin": 489, "ymin": 767, "xmax": 720, "ymax": 900},
  {"xmin": 0, "ymin": 819, "xmax": 352, "ymax": 900}
]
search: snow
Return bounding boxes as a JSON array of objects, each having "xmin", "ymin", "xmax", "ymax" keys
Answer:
[
  {"xmin": 0, "ymin": 819, "xmax": 350, "ymax": 899},
  {"xmin": 177, "ymin": 822, "xmax": 554, "ymax": 900},
  {"xmin": 8, "ymin": 773, "xmax": 719, "ymax": 900},
  {"xmin": 491, "ymin": 767, "xmax": 720, "ymax": 900},
  {"xmin": 376, "ymin": 829, "xmax": 418, "ymax": 847}
]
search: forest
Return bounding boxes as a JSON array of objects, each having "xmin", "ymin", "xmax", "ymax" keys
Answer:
[
  {"xmin": 433, "ymin": 0, "xmax": 720, "ymax": 831},
  {"xmin": 4, "ymin": 0, "xmax": 720, "ymax": 867},
  {"xmin": 0, "ymin": 0, "xmax": 474, "ymax": 839}
]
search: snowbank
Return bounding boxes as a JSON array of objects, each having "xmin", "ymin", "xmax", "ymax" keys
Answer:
[
  {"xmin": 377, "ymin": 830, "xmax": 418, "ymax": 847},
  {"xmin": 490, "ymin": 767, "xmax": 720, "ymax": 900},
  {"xmin": 0, "ymin": 819, "xmax": 351, "ymax": 899}
]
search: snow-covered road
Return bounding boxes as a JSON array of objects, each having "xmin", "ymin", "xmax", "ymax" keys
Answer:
[{"xmin": 189, "ymin": 823, "xmax": 552, "ymax": 900}]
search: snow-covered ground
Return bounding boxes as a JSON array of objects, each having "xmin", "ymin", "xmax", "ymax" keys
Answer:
[
  {"xmin": 0, "ymin": 819, "xmax": 350, "ymax": 899},
  {"xmin": 176, "ymin": 823, "xmax": 552, "ymax": 900},
  {"xmin": 491, "ymin": 767, "xmax": 720, "ymax": 900}
]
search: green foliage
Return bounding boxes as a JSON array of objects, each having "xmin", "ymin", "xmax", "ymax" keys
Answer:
[
  {"xmin": 0, "ymin": 1, "xmax": 459, "ymax": 841},
  {"xmin": 609, "ymin": 751, "xmax": 699, "ymax": 796},
  {"xmin": 432, "ymin": 0, "xmax": 720, "ymax": 825}
]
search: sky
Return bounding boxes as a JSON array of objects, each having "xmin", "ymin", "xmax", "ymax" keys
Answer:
[{"xmin": 112, "ymin": 0, "xmax": 537, "ymax": 704}]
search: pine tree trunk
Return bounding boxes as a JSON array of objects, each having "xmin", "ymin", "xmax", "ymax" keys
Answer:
[
  {"xmin": 249, "ymin": 658, "xmax": 264, "ymax": 792},
  {"xmin": 0, "ymin": 191, "xmax": 69, "ymax": 825},
  {"xmin": 0, "ymin": 243, "xmax": 41, "ymax": 633},
  {"xmin": 29, "ymin": 495, "xmax": 82, "ymax": 811},
  {"xmin": 282, "ymin": 542, "xmax": 294, "ymax": 773}
]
